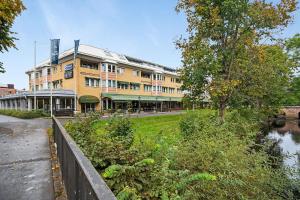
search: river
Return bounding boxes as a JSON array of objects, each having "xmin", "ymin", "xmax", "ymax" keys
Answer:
[{"xmin": 268, "ymin": 119, "xmax": 300, "ymax": 176}]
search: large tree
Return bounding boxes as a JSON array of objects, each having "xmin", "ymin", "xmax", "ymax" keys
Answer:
[
  {"xmin": 0, "ymin": 0, "xmax": 25, "ymax": 73},
  {"xmin": 176, "ymin": 0, "xmax": 297, "ymax": 121}
]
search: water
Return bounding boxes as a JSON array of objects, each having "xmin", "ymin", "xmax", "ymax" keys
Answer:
[{"xmin": 268, "ymin": 119, "xmax": 300, "ymax": 173}]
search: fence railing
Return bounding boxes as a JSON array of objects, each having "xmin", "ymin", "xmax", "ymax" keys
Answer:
[{"xmin": 52, "ymin": 117, "xmax": 116, "ymax": 200}]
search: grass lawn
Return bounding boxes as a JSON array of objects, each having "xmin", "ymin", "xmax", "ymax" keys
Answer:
[{"xmin": 93, "ymin": 109, "xmax": 214, "ymax": 150}]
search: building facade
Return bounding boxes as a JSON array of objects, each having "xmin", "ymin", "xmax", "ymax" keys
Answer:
[
  {"xmin": 0, "ymin": 84, "xmax": 16, "ymax": 96},
  {"xmin": 0, "ymin": 44, "xmax": 184, "ymax": 114}
]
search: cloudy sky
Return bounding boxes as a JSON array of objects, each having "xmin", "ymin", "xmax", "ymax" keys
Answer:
[{"xmin": 0, "ymin": 0, "xmax": 299, "ymax": 89}]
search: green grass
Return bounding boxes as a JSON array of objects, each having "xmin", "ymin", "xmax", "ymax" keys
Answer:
[{"xmin": 93, "ymin": 109, "xmax": 214, "ymax": 150}]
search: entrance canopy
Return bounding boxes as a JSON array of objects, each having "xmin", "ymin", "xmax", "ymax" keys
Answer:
[
  {"xmin": 102, "ymin": 93, "xmax": 182, "ymax": 102},
  {"xmin": 79, "ymin": 95, "xmax": 100, "ymax": 103}
]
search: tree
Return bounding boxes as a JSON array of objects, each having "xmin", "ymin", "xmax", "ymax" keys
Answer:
[
  {"xmin": 230, "ymin": 45, "xmax": 295, "ymax": 109},
  {"xmin": 0, "ymin": 0, "xmax": 25, "ymax": 73},
  {"xmin": 286, "ymin": 33, "xmax": 300, "ymax": 70},
  {"xmin": 176, "ymin": 0, "xmax": 297, "ymax": 122},
  {"xmin": 282, "ymin": 76, "xmax": 300, "ymax": 105}
]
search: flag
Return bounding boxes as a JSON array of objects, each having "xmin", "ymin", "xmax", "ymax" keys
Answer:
[
  {"xmin": 50, "ymin": 39, "xmax": 60, "ymax": 65},
  {"xmin": 74, "ymin": 40, "xmax": 80, "ymax": 58}
]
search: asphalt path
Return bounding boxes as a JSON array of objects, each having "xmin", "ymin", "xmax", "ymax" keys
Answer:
[{"xmin": 0, "ymin": 115, "xmax": 54, "ymax": 200}]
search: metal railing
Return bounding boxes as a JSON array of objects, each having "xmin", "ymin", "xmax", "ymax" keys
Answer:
[{"xmin": 52, "ymin": 117, "xmax": 116, "ymax": 200}]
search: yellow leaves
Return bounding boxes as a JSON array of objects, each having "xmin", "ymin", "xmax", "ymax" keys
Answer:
[{"xmin": 209, "ymin": 79, "xmax": 241, "ymax": 97}]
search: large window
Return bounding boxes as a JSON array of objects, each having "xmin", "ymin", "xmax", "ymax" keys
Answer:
[
  {"xmin": 153, "ymin": 74, "xmax": 164, "ymax": 81},
  {"xmin": 108, "ymin": 80, "xmax": 116, "ymax": 88},
  {"xmin": 162, "ymin": 87, "xmax": 168, "ymax": 93},
  {"xmin": 102, "ymin": 63, "xmax": 106, "ymax": 72},
  {"xmin": 117, "ymin": 67, "xmax": 125, "ymax": 74},
  {"xmin": 144, "ymin": 84, "xmax": 152, "ymax": 92},
  {"xmin": 141, "ymin": 71, "xmax": 152, "ymax": 79},
  {"xmin": 169, "ymin": 87, "xmax": 175, "ymax": 94},
  {"xmin": 117, "ymin": 81, "xmax": 129, "ymax": 89},
  {"xmin": 130, "ymin": 83, "xmax": 140, "ymax": 90},
  {"xmin": 53, "ymin": 80, "xmax": 63, "ymax": 89},
  {"xmin": 85, "ymin": 77, "xmax": 100, "ymax": 87},
  {"xmin": 108, "ymin": 64, "xmax": 116, "ymax": 73},
  {"xmin": 153, "ymin": 85, "xmax": 162, "ymax": 92},
  {"xmin": 81, "ymin": 61, "xmax": 99, "ymax": 70},
  {"xmin": 132, "ymin": 70, "xmax": 140, "ymax": 76}
]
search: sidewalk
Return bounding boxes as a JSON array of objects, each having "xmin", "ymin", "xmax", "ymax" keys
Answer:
[{"xmin": 0, "ymin": 115, "xmax": 54, "ymax": 200}]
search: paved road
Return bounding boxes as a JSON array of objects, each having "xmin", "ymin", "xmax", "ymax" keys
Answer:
[{"xmin": 0, "ymin": 115, "xmax": 54, "ymax": 200}]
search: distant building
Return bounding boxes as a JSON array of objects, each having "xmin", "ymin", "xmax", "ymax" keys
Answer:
[
  {"xmin": 0, "ymin": 84, "xmax": 16, "ymax": 97},
  {"xmin": 0, "ymin": 44, "xmax": 183, "ymax": 113}
]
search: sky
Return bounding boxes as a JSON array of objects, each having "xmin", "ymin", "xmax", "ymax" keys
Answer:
[{"xmin": 0, "ymin": 0, "xmax": 299, "ymax": 90}]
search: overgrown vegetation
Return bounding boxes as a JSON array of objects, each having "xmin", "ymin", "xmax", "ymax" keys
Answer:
[
  {"xmin": 0, "ymin": 109, "xmax": 49, "ymax": 119},
  {"xmin": 65, "ymin": 111, "xmax": 300, "ymax": 199}
]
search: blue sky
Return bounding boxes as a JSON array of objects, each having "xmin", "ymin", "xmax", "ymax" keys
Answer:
[{"xmin": 0, "ymin": 0, "xmax": 299, "ymax": 89}]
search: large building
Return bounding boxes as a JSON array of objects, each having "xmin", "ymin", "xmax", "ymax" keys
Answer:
[
  {"xmin": 0, "ymin": 44, "xmax": 184, "ymax": 114},
  {"xmin": 0, "ymin": 84, "xmax": 16, "ymax": 96}
]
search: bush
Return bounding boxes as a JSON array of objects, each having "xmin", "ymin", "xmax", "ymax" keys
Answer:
[
  {"xmin": 0, "ymin": 109, "xmax": 49, "ymax": 119},
  {"xmin": 106, "ymin": 115, "xmax": 133, "ymax": 138},
  {"xmin": 65, "ymin": 110, "xmax": 299, "ymax": 199}
]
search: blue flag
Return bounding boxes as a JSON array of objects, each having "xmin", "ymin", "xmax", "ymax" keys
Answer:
[
  {"xmin": 50, "ymin": 39, "xmax": 60, "ymax": 65},
  {"xmin": 74, "ymin": 40, "xmax": 80, "ymax": 58}
]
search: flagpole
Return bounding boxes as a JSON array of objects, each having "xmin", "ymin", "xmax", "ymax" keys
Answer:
[
  {"xmin": 50, "ymin": 40, "xmax": 53, "ymax": 117},
  {"xmin": 34, "ymin": 41, "xmax": 37, "ymax": 110},
  {"xmin": 73, "ymin": 46, "xmax": 77, "ymax": 113}
]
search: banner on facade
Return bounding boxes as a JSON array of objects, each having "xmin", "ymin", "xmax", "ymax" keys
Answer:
[
  {"xmin": 50, "ymin": 39, "xmax": 60, "ymax": 65},
  {"xmin": 74, "ymin": 40, "xmax": 80, "ymax": 58},
  {"xmin": 64, "ymin": 64, "xmax": 73, "ymax": 79}
]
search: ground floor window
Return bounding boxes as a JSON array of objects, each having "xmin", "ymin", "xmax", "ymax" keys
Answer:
[{"xmin": 81, "ymin": 103, "xmax": 96, "ymax": 113}]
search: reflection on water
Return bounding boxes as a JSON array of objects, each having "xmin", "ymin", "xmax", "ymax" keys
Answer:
[{"xmin": 268, "ymin": 120, "xmax": 300, "ymax": 170}]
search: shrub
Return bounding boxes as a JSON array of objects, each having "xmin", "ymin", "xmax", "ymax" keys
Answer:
[
  {"xmin": 0, "ymin": 109, "xmax": 49, "ymax": 119},
  {"xmin": 65, "ymin": 110, "xmax": 299, "ymax": 199},
  {"xmin": 105, "ymin": 115, "xmax": 133, "ymax": 138}
]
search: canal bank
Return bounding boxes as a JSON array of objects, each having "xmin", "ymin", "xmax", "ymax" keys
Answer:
[{"xmin": 268, "ymin": 119, "xmax": 300, "ymax": 178}]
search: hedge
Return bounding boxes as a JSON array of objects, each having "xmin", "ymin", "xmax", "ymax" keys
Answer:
[{"xmin": 0, "ymin": 109, "xmax": 49, "ymax": 119}]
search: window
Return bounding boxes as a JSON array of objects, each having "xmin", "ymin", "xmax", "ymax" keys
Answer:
[
  {"xmin": 117, "ymin": 67, "xmax": 125, "ymax": 74},
  {"xmin": 177, "ymin": 88, "xmax": 182, "ymax": 94},
  {"xmin": 144, "ymin": 85, "xmax": 152, "ymax": 92},
  {"xmin": 108, "ymin": 64, "xmax": 116, "ymax": 73},
  {"xmin": 153, "ymin": 74, "xmax": 164, "ymax": 81},
  {"xmin": 52, "ymin": 80, "xmax": 62, "ymax": 89},
  {"xmin": 28, "ymin": 74, "xmax": 31, "ymax": 80},
  {"xmin": 171, "ymin": 77, "xmax": 175, "ymax": 83},
  {"xmin": 141, "ymin": 71, "xmax": 152, "ymax": 79},
  {"xmin": 47, "ymin": 68, "xmax": 51, "ymax": 75},
  {"xmin": 102, "ymin": 63, "xmax": 106, "ymax": 72},
  {"xmin": 176, "ymin": 78, "xmax": 181, "ymax": 83},
  {"xmin": 130, "ymin": 83, "xmax": 140, "ymax": 90},
  {"xmin": 85, "ymin": 77, "xmax": 100, "ymax": 87},
  {"xmin": 132, "ymin": 70, "xmax": 140, "ymax": 76},
  {"xmin": 153, "ymin": 86, "xmax": 162, "ymax": 92},
  {"xmin": 108, "ymin": 80, "xmax": 116, "ymax": 88},
  {"xmin": 35, "ymin": 72, "xmax": 39, "ymax": 79},
  {"xmin": 81, "ymin": 61, "xmax": 99, "ymax": 70},
  {"xmin": 102, "ymin": 80, "xmax": 106, "ymax": 87},
  {"xmin": 117, "ymin": 81, "xmax": 129, "ymax": 89},
  {"xmin": 162, "ymin": 87, "xmax": 168, "ymax": 93},
  {"xmin": 169, "ymin": 87, "xmax": 175, "ymax": 93}
]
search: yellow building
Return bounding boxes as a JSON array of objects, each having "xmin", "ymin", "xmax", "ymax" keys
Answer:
[{"xmin": 18, "ymin": 44, "xmax": 183, "ymax": 114}]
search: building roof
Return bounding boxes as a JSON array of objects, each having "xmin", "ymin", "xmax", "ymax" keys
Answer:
[{"xmin": 26, "ymin": 44, "xmax": 179, "ymax": 75}]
